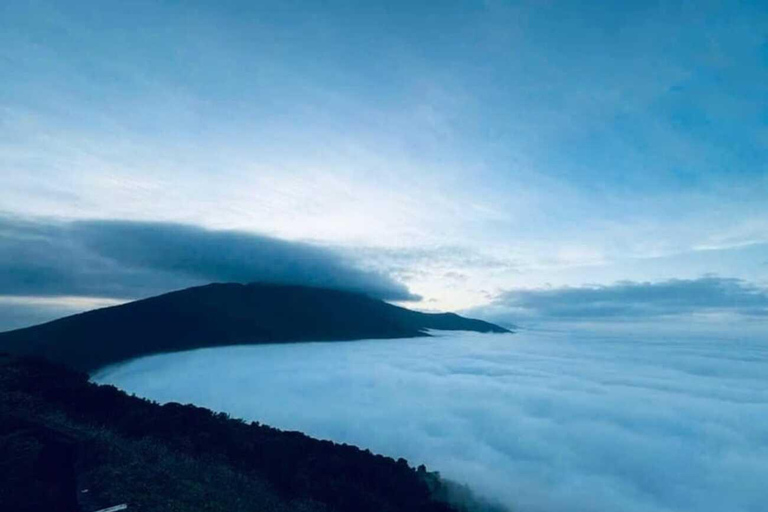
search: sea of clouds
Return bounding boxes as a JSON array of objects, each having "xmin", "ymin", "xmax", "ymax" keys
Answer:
[{"xmin": 94, "ymin": 328, "xmax": 768, "ymax": 512}]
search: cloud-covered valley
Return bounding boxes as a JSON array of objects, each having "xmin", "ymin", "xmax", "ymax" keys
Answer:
[{"xmin": 95, "ymin": 329, "xmax": 768, "ymax": 512}]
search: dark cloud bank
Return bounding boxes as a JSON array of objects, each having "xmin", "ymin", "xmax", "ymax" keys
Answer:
[
  {"xmin": 0, "ymin": 215, "xmax": 416, "ymax": 301},
  {"xmin": 472, "ymin": 277, "xmax": 768, "ymax": 326},
  {"xmin": 0, "ymin": 216, "xmax": 417, "ymax": 329}
]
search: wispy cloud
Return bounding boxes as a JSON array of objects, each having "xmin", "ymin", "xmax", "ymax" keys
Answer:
[{"xmin": 1, "ymin": 1, "xmax": 767, "ymax": 311}]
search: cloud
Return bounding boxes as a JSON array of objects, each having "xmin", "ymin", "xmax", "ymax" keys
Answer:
[
  {"xmin": 475, "ymin": 277, "xmax": 768, "ymax": 323},
  {"xmin": 343, "ymin": 245, "xmax": 521, "ymax": 281},
  {"xmin": 94, "ymin": 329, "xmax": 768, "ymax": 512},
  {"xmin": 0, "ymin": 216, "xmax": 416, "ymax": 303}
]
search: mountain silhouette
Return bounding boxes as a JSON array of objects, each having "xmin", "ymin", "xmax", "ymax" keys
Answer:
[{"xmin": 0, "ymin": 283, "xmax": 509, "ymax": 372}]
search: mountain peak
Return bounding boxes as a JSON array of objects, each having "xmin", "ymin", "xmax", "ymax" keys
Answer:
[{"xmin": 0, "ymin": 283, "xmax": 509, "ymax": 372}]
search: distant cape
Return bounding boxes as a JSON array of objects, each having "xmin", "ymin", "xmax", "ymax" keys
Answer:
[{"xmin": 0, "ymin": 282, "xmax": 509, "ymax": 372}]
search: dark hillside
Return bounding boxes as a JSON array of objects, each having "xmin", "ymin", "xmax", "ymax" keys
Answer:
[
  {"xmin": 0, "ymin": 283, "xmax": 509, "ymax": 372},
  {"xmin": 0, "ymin": 354, "xmax": 503, "ymax": 512}
]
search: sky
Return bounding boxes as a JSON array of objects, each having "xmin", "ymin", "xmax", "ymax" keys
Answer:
[{"xmin": 1, "ymin": 0, "xmax": 767, "ymax": 329}]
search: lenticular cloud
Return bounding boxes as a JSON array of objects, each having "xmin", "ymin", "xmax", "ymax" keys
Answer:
[{"xmin": 94, "ymin": 329, "xmax": 768, "ymax": 512}]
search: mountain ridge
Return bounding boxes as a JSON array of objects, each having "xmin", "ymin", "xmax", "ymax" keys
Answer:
[{"xmin": 0, "ymin": 282, "xmax": 509, "ymax": 372}]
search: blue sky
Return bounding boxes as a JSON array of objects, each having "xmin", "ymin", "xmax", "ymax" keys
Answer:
[{"xmin": 1, "ymin": 0, "xmax": 767, "ymax": 327}]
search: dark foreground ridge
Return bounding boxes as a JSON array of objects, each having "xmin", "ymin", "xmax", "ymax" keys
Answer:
[
  {"xmin": 0, "ymin": 283, "xmax": 509, "ymax": 372},
  {"xmin": 0, "ymin": 354, "xmax": 505, "ymax": 512}
]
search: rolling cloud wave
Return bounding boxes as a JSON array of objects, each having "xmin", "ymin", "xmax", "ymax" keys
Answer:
[{"xmin": 0, "ymin": 216, "xmax": 416, "ymax": 301}]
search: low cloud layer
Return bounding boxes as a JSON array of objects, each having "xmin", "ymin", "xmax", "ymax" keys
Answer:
[
  {"xmin": 0, "ymin": 216, "xmax": 415, "ymax": 303},
  {"xmin": 474, "ymin": 277, "xmax": 768, "ymax": 325},
  {"xmin": 95, "ymin": 329, "xmax": 768, "ymax": 512}
]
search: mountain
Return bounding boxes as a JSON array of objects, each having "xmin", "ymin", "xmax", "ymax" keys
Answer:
[
  {"xmin": 0, "ymin": 283, "xmax": 509, "ymax": 372},
  {"xmin": 0, "ymin": 353, "xmax": 506, "ymax": 512}
]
